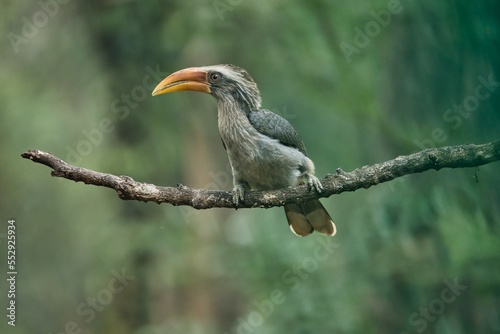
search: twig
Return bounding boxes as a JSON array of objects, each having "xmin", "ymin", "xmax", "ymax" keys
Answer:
[{"xmin": 21, "ymin": 140, "xmax": 500, "ymax": 209}]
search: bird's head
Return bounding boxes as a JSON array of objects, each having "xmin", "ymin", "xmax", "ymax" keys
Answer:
[{"xmin": 152, "ymin": 64, "xmax": 262, "ymax": 111}]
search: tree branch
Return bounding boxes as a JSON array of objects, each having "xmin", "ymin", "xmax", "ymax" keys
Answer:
[{"xmin": 21, "ymin": 140, "xmax": 500, "ymax": 209}]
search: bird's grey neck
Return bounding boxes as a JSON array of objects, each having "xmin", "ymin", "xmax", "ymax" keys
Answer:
[
  {"xmin": 235, "ymin": 92, "xmax": 260, "ymax": 112},
  {"xmin": 217, "ymin": 99, "xmax": 259, "ymax": 148},
  {"xmin": 218, "ymin": 91, "xmax": 262, "ymax": 117},
  {"xmin": 217, "ymin": 99, "xmax": 252, "ymax": 126}
]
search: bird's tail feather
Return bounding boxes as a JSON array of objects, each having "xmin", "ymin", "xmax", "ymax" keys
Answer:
[{"xmin": 284, "ymin": 200, "xmax": 336, "ymax": 237}]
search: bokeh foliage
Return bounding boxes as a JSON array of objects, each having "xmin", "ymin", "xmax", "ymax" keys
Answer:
[{"xmin": 1, "ymin": 1, "xmax": 499, "ymax": 333}]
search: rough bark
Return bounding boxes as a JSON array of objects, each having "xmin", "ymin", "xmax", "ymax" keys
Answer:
[{"xmin": 21, "ymin": 140, "xmax": 500, "ymax": 209}]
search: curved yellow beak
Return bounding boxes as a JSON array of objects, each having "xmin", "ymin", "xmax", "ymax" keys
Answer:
[{"xmin": 151, "ymin": 67, "xmax": 211, "ymax": 96}]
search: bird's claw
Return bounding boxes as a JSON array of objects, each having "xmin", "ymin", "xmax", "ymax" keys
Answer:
[
  {"xmin": 232, "ymin": 184, "xmax": 245, "ymax": 206},
  {"xmin": 305, "ymin": 173, "xmax": 323, "ymax": 193}
]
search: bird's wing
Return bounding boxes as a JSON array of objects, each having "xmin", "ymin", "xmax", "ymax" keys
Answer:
[{"xmin": 248, "ymin": 109, "xmax": 307, "ymax": 155}]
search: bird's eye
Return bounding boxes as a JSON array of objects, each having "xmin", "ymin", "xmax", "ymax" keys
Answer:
[{"xmin": 209, "ymin": 72, "xmax": 221, "ymax": 83}]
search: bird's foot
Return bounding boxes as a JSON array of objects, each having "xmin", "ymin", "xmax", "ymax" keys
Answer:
[
  {"xmin": 232, "ymin": 184, "xmax": 245, "ymax": 206},
  {"xmin": 304, "ymin": 173, "xmax": 323, "ymax": 193}
]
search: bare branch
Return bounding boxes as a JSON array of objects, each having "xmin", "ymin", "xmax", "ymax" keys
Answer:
[{"xmin": 21, "ymin": 140, "xmax": 500, "ymax": 209}]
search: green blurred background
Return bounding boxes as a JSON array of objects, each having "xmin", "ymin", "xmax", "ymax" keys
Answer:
[{"xmin": 1, "ymin": 1, "xmax": 500, "ymax": 333}]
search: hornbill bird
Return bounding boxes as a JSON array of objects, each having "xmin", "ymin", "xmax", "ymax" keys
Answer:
[{"xmin": 152, "ymin": 64, "xmax": 336, "ymax": 237}]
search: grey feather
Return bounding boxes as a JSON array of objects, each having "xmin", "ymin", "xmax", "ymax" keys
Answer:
[{"xmin": 248, "ymin": 109, "xmax": 307, "ymax": 156}]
